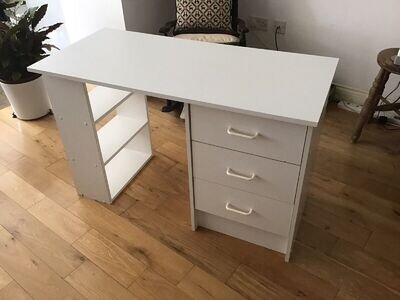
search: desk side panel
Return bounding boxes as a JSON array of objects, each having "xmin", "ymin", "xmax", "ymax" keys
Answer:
[
  {"xmin": 185, "ymin": 104, "xmax": 197, "ymax": 231},
  {"xmin": 43, "ymin": 76, "xmax": 111, "ymax": 202},
  {"xmin": 285, "ymin": 126, "xmax": 319, "ymax": 261}
]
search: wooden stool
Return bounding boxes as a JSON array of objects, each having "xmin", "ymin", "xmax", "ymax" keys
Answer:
[{"xmin": 352, "ymin": 48, "xmax": 400, "ymax": 143}]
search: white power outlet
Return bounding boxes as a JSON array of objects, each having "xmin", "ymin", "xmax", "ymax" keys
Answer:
[
  {"xmin": 272, "ymin": 21, "xmax": 287, "ymax": 34},
  {"xmin": 249, "ymin": 16, "xmax": 269, "ymax": 32}
]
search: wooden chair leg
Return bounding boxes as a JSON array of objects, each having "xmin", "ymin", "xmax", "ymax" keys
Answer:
[{"xmin": 351, "ymin": 69, "xmax": 390, "ymax": 143}]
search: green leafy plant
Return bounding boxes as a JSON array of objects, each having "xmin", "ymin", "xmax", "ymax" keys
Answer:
[
  {"xmin": 0, "ymin": 1, "xmax": 62, "ymax": 83},
  {"xmin": 0, "ymin": 0, "xmax": 18, "ymax": 22}
]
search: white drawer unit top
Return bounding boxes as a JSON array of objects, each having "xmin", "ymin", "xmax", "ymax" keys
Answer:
[
  {"xmin": 29, "ymin": 28, "xmax": 338, "ymax": 127},
  {"xmin": 194, "ymin": 179, "xmax": 294, "ymax": 237},
  {"xmin": 192, "ymin": 142, "xmax": 300, "ymax": 203},
  {"xmin": 191, "ymin": 105, "xmax": 307, "ymax": 164}
]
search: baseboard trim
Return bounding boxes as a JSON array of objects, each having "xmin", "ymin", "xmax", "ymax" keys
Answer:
[{"xmin": 333, "ymin": 84, "xmax": 368, "ymax": 105}]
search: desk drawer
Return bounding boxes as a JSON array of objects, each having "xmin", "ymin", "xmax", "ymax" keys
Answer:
[
  {"xmin": 192, "ymin": 142, "xmax": 299, "ymax": 203},
  {"xmin": 190, "ymin": 105, "xmax": 307, "ymax": 164},
  {"xmin": 194, "ymin": 179, "xmax": 293, "ymax": 236}
]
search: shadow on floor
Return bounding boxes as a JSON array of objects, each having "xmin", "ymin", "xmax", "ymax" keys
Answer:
[{"xmin": 0, "ymin": 88, "xmax": 10, "ymax": 110}]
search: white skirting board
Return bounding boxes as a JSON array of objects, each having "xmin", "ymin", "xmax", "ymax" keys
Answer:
[{"xmin": 334, "ymin": 84, "xmax": 368, "ymax": 105}]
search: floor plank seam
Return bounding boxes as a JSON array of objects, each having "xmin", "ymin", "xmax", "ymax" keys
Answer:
[{"xmin": 296, "ymin": 240, "xmax": 400, "ymax": 296}]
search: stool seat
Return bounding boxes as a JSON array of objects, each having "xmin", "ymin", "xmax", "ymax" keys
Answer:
[
  {"xmin": 378, "ymin": 48, "xmax": 400, "ymax": 75},
  {"xmin": 352, "ymin": 48, "xmax": 400, "ymax": 143}
]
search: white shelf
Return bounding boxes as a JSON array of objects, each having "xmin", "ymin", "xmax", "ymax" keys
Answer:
[
  {"xmin": 89, "ymin": 86, "xmax": 131, "ymax": 122},
  {"xmin": 105, "ymin": 148, "xmax": 151, "ymax": 199},
  {"xmin": 98, "ymin": 115, "xmax": 147, "ymax": 164}
]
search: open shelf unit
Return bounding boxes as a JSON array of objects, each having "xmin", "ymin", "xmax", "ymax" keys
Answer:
[
  {"xmin": 44, "ymin": 79, "xmax": 153, "ymax": 204},
  {"xmin": 89, "ymin": 86, "xmax": 152, "ymax": 202}
]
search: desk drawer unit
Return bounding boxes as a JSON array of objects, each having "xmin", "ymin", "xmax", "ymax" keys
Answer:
[
  {"xmin": 192, "ymin": 141, "xmax": 300, "ymax": 203},
  {"xmin": 194, "ymin": 179, "xmax": 294, "ymax": 236},
  {"xmin": 186, "ymin": 104, "xmax": 318, "ymax": 261},
  {"xmin": 190, "ymin": 105, "xmax": 307, "ymax": 165}
]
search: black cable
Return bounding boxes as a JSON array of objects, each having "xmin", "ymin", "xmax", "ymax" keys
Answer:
[
  {"xmin": 275, "ymin": 26, "xmax": 280, "ymax": 51},
  {"xmin": 383, "ymin": 80, "xmax": 400, "ymax": 100},
  {"xmin": 376, "ymin": 80, "xmax": 400, "ymax": 120}
]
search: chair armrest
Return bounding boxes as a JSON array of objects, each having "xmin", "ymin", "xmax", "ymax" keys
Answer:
[
  {"xmin": 237, "ymin": 18, "xmax": 249, "ymax": 34},
  {"xmin": 159, "ymin": 20, "xmax": 177, "ymax": 35}
]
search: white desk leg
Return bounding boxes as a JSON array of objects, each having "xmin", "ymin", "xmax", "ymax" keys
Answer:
[
  {"xmin": 184, "ymin": 103, "xmax": 197, "ymax": 230},
  {"xmin": 43, "ymin": 76, "xmax": 111, "ymax": 203}
]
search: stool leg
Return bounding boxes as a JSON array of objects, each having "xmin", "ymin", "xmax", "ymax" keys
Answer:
[{"xmin": 351, "ymin": 69, "xmax": 390, "ymax": 143}]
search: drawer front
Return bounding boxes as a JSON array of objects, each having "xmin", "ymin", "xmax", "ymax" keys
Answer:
[
  {"xmin": 194, "ymin": 179, "xmax": 293, "ymax": 236},
  {"xmin": 190, "ymin": 105, "xmax": 307, "ymax": 164},
  {"xmin": 192, "ymin": 142, "xmax": 299, "ymax": 203}
]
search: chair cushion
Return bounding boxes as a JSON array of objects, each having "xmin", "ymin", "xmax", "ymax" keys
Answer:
[
  {"xmin": 175, "ymin": 0, "xmax": 233, "ymax": 34},
  {"xmin": 175, "ymin": 33, "xmax": 240, "ymax": 44}
]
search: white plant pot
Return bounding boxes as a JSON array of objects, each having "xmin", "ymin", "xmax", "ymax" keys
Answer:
[{"xmin": 0, "ymin": 76, "xmax": 51, "ymax": 120}]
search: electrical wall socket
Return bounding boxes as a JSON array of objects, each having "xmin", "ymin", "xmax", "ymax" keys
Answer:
[
  {"xmin": 272, "ymin": 21, "xmax": 287, "ymax": 34},
  {"xmin": 249, "ymin": 16, "xmax": 269, "ymax": 32}
]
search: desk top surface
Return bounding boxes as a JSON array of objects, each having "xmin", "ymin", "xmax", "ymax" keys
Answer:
[{"xmin": 29, "ymin": 28, "xmax": 338, "ymax": 127}]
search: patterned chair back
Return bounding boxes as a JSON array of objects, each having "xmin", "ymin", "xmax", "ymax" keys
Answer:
[{"xmin": 174, "ymin": 0, "xmax": 239, "ymax": 35}]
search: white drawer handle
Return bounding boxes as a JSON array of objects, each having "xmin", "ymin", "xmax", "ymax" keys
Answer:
[
  {"xmin": 225, "ymin": 203, "xmax": 253, "ymax": 216},
  {"xmin": 227, "ymin": 127, "xmax": 259, "ymax": 139},
  {"xmin": 226, "ymin": 168, "xmax": 256, "ymax": 181}
]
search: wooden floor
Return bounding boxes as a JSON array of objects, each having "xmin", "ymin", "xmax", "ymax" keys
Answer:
[{"xmin": 0, "ymin": 98, "xmax": 399, "ymax": 300}]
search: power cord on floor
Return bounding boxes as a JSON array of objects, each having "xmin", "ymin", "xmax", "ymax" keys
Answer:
[
  {"xmin": 376, "ymin": 80, "xmax": 400, "ymax": 121},
  {"xmin": 275, "ymin": 26, "xmax": 281, "ymax": 51}
]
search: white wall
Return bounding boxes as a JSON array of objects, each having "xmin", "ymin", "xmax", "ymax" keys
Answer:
[
  {"xmin": 60, "ymin": 0, "xmax": 126, "ymax": 44},
  {"xmin": 25, "ymin": 0, "xmax": 69, "ymax": 48},
  {"xmin": 240, "ymin": 0, "xmax": 400, "ymax": 102},
  {"xmin": 27, "ymin": 0, "xmax": 175, "ymax": 47},
  {"xmin": 122, "ymin": 0, "xmax": 175, "ymax": 34}
]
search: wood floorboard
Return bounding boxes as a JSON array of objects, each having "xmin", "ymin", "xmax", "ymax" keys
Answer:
[
  {"xmin": 327, "ymin": 239, "xmax": 400, "ymax": 293},
  {"xmin": 0, "ymin": 171, "xmax": 45, "ymax": 209},
  {"xmin": 66, "ymin": 261, "xmax": 137, "ymax": 300},
  {"xmin": 7, "ymin": 156, "xmax": 79, "ymax": 208},
  {"xmin": 0, "ymin": 163, "xmax": 7, "ymax": 177},
  {"xmin": 28, "ymin": 197, "xmax": 91, "ymax": 244},
  {"xmin": 0, "ymin": 192, "xmax": 86, "ymax": 278},
  {"xmin": 292, "ymin": 242, "xmax": 400, "ymax": 300},
  {"xmin": 67, "ymin": 197, "xmax": 194, "ymax": 285},
  {"xmin": 309, "ymin": 173, "xmax": 400, "ymax": 234},
  {"xmin": 0, "ymin": 120, "xmax": 58, "ymax": 167},
  {"xmin": 0, "ymin": 281, "xmax": 33, "ymax": 300},
  {"xmin": 129, "ymin": 268, "xmax": 192, "ymax": 300},
  {"xmin": 226, "ymin": 265, "xmax": 298, "ymax": 300},
  {"xmin": 301, "ymin": 202, "xmax": 372, "ymax": 248},
  {"xmin": 72, "ymin": 229, "xmax": 147, "ymax": 288},
  {"xmin": 177, "ymin": 266, "xmax": 245, "ymax": 300},
  {"xmin": 122, "ymin": 201, "xmax": 239, "ymax": 282},
  {"xmin": 0, "ymin": 100, "xmax": 398, "ymax": 299},
  {"xmin": 0, "ymin": 230, "xmax": 84, "ymax": 300},
  {"xmin": 0, "ymin": 266, "xmax": 12, "ymax": 291}
]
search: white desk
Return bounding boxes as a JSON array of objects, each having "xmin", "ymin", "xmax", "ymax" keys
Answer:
[{"xmin": 29, "ymin": 28, "xmax": 338, "ymax": 260}]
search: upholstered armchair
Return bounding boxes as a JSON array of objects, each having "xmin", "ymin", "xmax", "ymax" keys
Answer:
[{"xmin": 159, "ymin": 0, "xmax": 249, "ymax": 113}]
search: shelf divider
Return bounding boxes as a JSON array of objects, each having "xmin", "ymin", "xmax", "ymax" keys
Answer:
[
  {"xmin": 105, "ymin": 125, "xmax": 152, "ymax": 199},
  {"xmin": 98, "ymin": 116, "xmax": 148, "ymax": 165},
  {"xmin": 89, "ymin": 86, "xmax": 132, "ymax": 123}
]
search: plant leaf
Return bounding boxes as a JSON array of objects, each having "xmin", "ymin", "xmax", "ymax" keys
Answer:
[
  {"xmin": 39, "ymin": 22, "xmax": 62, "ymax": 35},
  {"xmin": 31, "ymin": 4, "xmax": 47, "ymax": 29},
  {"xmin": 42, "ymin": 43, "xmax": 59, "ymax": 51}
]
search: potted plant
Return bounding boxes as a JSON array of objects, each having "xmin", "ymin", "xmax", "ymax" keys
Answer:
[{"xmin": 0, "ymin": 1, "xmax": 62, "ymax": 120}]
